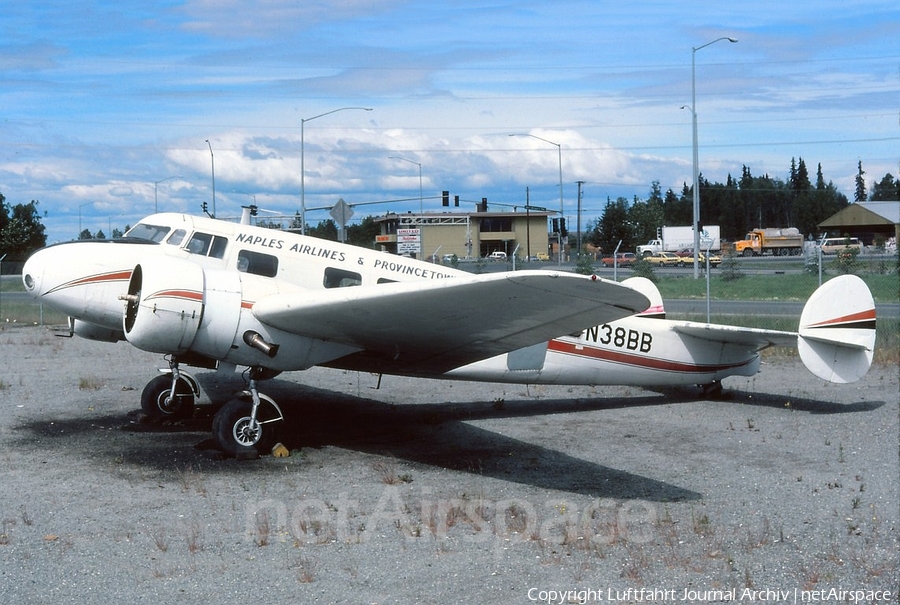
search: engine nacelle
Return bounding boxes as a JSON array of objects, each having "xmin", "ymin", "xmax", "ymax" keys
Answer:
[
  {"xmin": 120, "ymin": 255, "xmax": 355, "ymax": 371},
  {"xmin": 123, "ymin": 257, "xmax": 205, "ymax": 354},
  {"xmin": 73, "ymin": 318, "xmax": 124, "ymax": 343}
]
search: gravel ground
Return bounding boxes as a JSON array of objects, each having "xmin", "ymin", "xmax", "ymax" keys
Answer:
[{"xmin": 0, "ymin": 325, "xmax": 897, "ymax": 604}]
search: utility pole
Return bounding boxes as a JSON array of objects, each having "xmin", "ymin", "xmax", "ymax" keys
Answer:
[
  {"xmin": 576, "ymin": 180, "xmax": 584, "ymax": 258},
  {"xmin": 525, "ymin": 187, "xmax": 531, "ymax": 260}
]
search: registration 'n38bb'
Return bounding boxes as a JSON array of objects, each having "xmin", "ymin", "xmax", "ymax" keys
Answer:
[{"xmin": 584, "ymin": 324, "xmax": 652, "ymax": 353}]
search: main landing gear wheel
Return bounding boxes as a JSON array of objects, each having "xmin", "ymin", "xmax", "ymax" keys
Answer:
[
  {"xmin": 141, "ymin": 374, "xmax": 195, "ymax": 421},
  {"xmin": 211, "ymin": 367, "xmax": 285, "ymax": 458},
  {"xmin": 212, "ymin": 398, "xmax": 281, "ymax": 457}
]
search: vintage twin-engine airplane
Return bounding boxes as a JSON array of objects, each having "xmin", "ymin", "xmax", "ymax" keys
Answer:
[{"xmin": 22, "ymin": 209, "xmax": 876, "ymax": 457}]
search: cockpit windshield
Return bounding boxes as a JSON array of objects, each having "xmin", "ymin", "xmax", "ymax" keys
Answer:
[{"xmin": 125, "ymin": 223, "xmax": 170, "ymax": 243}]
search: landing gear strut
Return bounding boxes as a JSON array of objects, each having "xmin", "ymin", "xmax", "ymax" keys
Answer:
[
  {"xmin": 140, "ymin": 358, "xmax": 198, "ymax": 421},
  {"xmin": 211, "ymin": 367, "xmax": 285, "ymax": 457},
  {"xmin": 700, "ymin": 380, "xmax": 724, "ymax": 398}
]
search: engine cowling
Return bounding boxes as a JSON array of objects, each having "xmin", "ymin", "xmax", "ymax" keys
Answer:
[
  {"xmin": 123, "ymin": 257, "xmax": 205, "ymax": 354},
  {"xmin": 73, "ymin": 318, "xmax": 124, "ymax": 343}
]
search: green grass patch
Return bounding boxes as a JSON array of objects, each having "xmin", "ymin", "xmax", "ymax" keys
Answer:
[
  {"xmin": 0, "ymin": 301, "xmax": 68, "ymax": 327},
  {"xmin": 656, "ymin": 273, "xmax": 898, "ymax": 303},
  {"xmin": 0, "ymin": 277, "xmax": 26, "ymax": 293}
]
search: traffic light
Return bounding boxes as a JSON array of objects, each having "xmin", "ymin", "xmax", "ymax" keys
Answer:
[
  {"xmin": 442, "ymin": 190, "xmax": 449, "ymax": 207},
  {"xmin": 552, "ymin": 218, "xmax": 559, "ymax": 233},
  {"xmin": 560, "ymin": 218, "xmax": 568, "ymax": 237}
]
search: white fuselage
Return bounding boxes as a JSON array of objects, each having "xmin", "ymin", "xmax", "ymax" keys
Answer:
[{"xmin": 23, "ymin": 213, "xmax": 761, "ymax": 387}]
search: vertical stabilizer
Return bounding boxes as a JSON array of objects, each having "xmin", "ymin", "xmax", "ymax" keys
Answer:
[
  {"xmin": 622, "ymin": 277, "xmax": 665, "ymax": 319},
  {"xmin": 798, "ymin": 275, "xmax": 876, "ymax": 383}
]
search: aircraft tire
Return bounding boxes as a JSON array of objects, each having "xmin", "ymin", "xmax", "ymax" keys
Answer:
[
  {"xmin": 212, "ymin": 398, "xmax": 277, "ymax": 458},
  {"xmin": 141, "ymin": 375, "xmax": 195, "ymax": 421}
]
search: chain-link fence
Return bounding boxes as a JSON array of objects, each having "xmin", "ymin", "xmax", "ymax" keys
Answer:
[{"xmin": 2, "ymin": 248, "xmax": 897, "ymax": 366}]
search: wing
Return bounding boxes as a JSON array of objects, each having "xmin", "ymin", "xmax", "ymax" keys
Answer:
[{"xmin": 252, "ymin": 271, "xmax": 649, "ymax": 374}]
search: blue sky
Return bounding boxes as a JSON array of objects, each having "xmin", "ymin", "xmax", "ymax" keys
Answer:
[{"xmin": 1, "ymin": 0, "xmax": 898, "ymax": 243}]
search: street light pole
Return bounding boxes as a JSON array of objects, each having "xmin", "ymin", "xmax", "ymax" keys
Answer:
[
  {"xmin": 389, "ymin": 156, "xmax": 423, "ymax": 214},
  {"xmin": 300, "ymin": 106, "xmax": 373, "ymax": 235},
  {"xmin": 153, "ymin": 175, "xmax": 183, "ymax": 213},
  {"xmin": 78, "ymin": 201, "xmax": 93, "ymax": 239},
  {"xmin": 509, "ymin": 133, "xmax": 564, "ymax": 266},
  {"xmin": 691, "ymin": 36, "xmax": 737, "ymax": 279},
  {"xmin": 205, "ymin": 140, "xmax": 216, "ymax": 218}
]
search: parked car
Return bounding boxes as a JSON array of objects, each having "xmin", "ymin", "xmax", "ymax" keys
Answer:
[
  {"xmin": 678, "ymin": 252, "xmax": 721, "ymax": 268},
  {"xmin": 488, "ymin": 250, "xmax": 507, "ymax": 260},
  {"xmin": 645, "ymin": 251, "xmax": 680, "ymax": 266},
  {"xmin": 536, "ymin": 252, "xmax": 550, "ymax": 261},
  {"xmin": 600, "ymin": 252, "xmax": 637, "ymax": 267}
]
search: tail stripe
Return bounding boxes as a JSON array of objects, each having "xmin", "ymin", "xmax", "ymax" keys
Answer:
[{"xmin": 805, "ymin": 308, "xmax": 876, "ymax": 330}]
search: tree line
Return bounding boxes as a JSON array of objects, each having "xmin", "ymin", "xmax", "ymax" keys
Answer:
[
  {"xmin": 2, "ymin": 158, "xmax": 898, "ymax": 268},
  {"xmin": 589, "ymin": 159, "xmax": 899, "ymax": 255},
  {"xmin": 0, "ymin": 195, "xmax": 46, "ymax": 268}
]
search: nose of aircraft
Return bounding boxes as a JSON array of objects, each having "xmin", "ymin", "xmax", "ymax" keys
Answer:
[{"xmin": 22, "ymin": 246, "xmax": 48, "ymax": 298}]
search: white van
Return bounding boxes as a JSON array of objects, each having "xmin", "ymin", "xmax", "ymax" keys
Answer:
[
  {"xmin": 488, "ymin": 251, "xmax": 507, "ymax": 260},
  {"xmin": 821, "ymin": 237, "xmax": 862, "ymax": 255}
]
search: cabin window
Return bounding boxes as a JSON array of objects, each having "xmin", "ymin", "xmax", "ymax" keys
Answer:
[
  {"xmin": 324, "ymin": 267, "xmax": 361, "ymax": 288},
  {"xmin": 209, "ymin": 235, "xmax": 228, "ymax": 259},
  {"xmin": 186, "ymin": 232, "xmax": 212, "ymax": 255},
  {"xmin": 126, "ymin": 223, "xmax": 170, "ymax": 242},
  {"xmin": 166, "ymin": 229, "xmax": 186, "ymax": 246},
  {"xmin": 186, "ymin": 232, "xmax": 228, "ymax": 258},
  {"xmin": 237, "ymin": 250, "xmax": 278, "ymax": 277}
]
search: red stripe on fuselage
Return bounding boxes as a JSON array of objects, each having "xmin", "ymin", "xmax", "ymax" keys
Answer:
[
  {"xmin": 44, "ymin": 270, "xmax": 132, "ymax": 295},
  {"xmin": 144, "ymin": 289, "xmax": 204, "ymax": 303},
  {"xmin": 547, "ymin": 339, "xmax": 751, "ymax": 374}
]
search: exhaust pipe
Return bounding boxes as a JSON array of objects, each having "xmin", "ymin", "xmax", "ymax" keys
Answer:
[{"xmin": 243, "ymin": 330, "xmax": 280, "ymax": 358}]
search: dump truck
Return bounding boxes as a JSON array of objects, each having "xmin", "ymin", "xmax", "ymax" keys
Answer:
[
  {"xmin": 732, "ymin": 227, "xmax": 803, "ymax": 256},
  {"xmin": 636, "ymin": 225, "xmax": 720, "ymax": 256}
]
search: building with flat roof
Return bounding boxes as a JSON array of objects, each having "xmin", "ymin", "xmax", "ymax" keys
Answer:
[{"xmin": 373, "ymin": 209, "xmax": 557, "ymax": 261}]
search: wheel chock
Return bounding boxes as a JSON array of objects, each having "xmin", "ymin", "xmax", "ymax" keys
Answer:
[{"xmin": 271, "ymin": 443, "xmax": 290, "ymax": 458}]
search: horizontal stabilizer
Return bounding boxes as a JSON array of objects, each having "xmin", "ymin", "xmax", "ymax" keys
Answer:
[{"xmin": 798, "ymin": 275, "xmax": 876, "ymax": 383}]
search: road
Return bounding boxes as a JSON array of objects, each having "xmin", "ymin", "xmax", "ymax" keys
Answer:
[{"xmin": 666, "ymin": 298, "xmax": 899, "ymax": 319}]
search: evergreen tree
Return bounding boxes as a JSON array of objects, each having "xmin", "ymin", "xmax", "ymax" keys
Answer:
[
  {"xmin": 628, "ymin": 183, "xmax": 665, "ymax": 244},
  {"xmin": 663, "ymin": 187, "xmax": 686, "ymax": 225},
  {"xmin": 664, "ymin": 184, "xmax": 691, "ymax": 225},
  {"xmin": 590, "ymin": 196, "xmax": 631, "ymax": 254},
  {"xmin": 854, "ymin": 161, "xmax": 867, "ymax": 202},
  {"xmin": 718, "ymin": 174, "xmax": 743, "ymax": 240},
  {"xmin": 791, "ymin": 157, "xmax": 811, "ymax": 191},
  {"xmin": 870, "ymin": 173, "xmax": 899, "ymax": 201},
  {"xmin": 346, "ymin": 215, "xmax": 381, "ymax": 249},
  {"xmin": 791, "ymin": 157, "xmax": 815, "ymax": 235},
  {"xmin": 307, "ymin": 219, "xmax": 338, "ymax": 241}
]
